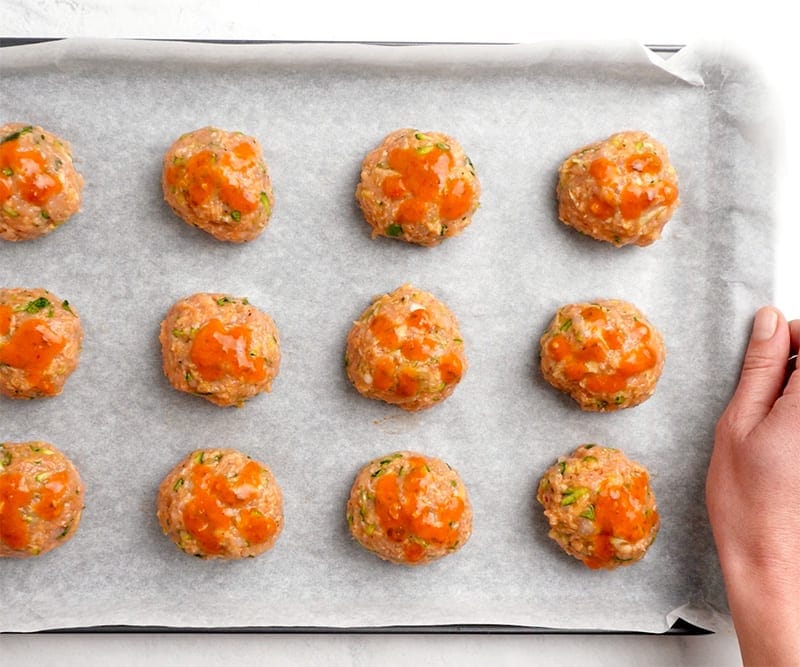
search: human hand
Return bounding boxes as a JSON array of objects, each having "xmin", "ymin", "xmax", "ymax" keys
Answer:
[{"xmin": 707, "ymin": 307, "xmax": 800, "ymax": 666}]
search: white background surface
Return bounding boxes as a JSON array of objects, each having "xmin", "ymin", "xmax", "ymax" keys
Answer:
[{"xmin": 1, "ymin": 2, "xmax": 796, "ymax": 665}]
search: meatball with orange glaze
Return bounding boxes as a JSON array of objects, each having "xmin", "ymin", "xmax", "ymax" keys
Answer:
[
  {"xmin": 355, "ymin": 128, "xmax": 480, "ymax": 246},
  {"xmin": 537, "ymin": 445, "xmax": 659, "ymax": 570},
  {"xmin": 539, "ymin": 300, "xmax": 665, "ymax": 411},
  {"xmin": 0, "ymin": 123, "xmax": 84, "ymax": 242},
  {"xmin": 162, "ymin": 127, "xmax": 274, "ymax": 243},
  {"xmin": 557, "ymin": 131, "xmax": 679, "ymax": 247},
  {"xmin": 0, "ymin": 441, "xmax": 85, "ymax": 558},
  {"xmin": 0, "ymin": 288, "xmax": 83, "ymax": 399},
  {"xmin": 157, "ymin": 448, "xmax": 283, "ymax": 559},
  {"xmin": 159, "ymin": 293, "xmax": 280, "ymax": 407},
  {"xmin": 345, "ymin": 284, "xmax": 467, "ymax": 411},
  {"xmin": 346, "ymin": 451, "xmax": 472, "ymax": 565}
]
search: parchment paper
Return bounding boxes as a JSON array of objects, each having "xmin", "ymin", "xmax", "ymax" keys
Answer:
[{"xmin": 0, "ymin": 39, "xmax": 775, "ymax": 633}]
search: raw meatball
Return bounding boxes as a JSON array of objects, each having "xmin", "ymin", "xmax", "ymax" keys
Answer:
[
  {"xmin": 0, "ymin": 441, "xmax": 84, "ymax": 558},
  {"xmin": 0, "ymin": 288, "xmax": 83, "ymax": 399},
  {"xmin": 345, "ymin": 284, "xmax": 467, "ymax": 411},
  {"xmin": 355, "ymin": 128, "xmax": 480, "ymax": 247},
  {"xmin": 539, "ymin": 300, "xmax": 664, "ymax": 411},
  {"xmin": 162, "ymin": 127, "xmax": 274, "ymax": 243},
  {"xmin": 159, "ymin": 293, "xmax": 281, "ymax": 407},
  {"xmin": 157, "ymin": 448, "xmax": 283, "ymax": 559},
  {"xmin": 0, "ymin": 123, "xmax": 84, "ymax": 242},
  {"xmin": 537, "ymin": 445, "xmax": 659, "ymax": 570},
  {"xmin": 557, "ymin": 131, "xmax": 679, "ymax": 247},
  {"xmin": 346, "ymin": 451, "xmax": 472, "ymax": 565}
]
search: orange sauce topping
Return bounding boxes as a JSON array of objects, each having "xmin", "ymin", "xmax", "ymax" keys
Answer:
[
  {"xmin": 0, "ymin": 305, "xmax": 12, "ymax": 336},
  {"xmin": 369, "ymin": 314, "xmax": 399, "ymax": 349},
  {"xmin": 587, "ymin": 152, "xmax": 677, "ymax": 221},
  {"xmin": 374, "ymin": 456, "xmax": 465, "ymax": 562},
  {"xmin": 547, "ymin": 307, "xmax": 656, "ymax": 396},
  {"xmin": 0, "ymin": 137, "xmax": 63, "ymax": 207},
  {"xmin": 406, "ymin": 308, "xmax": 432, "ymax": 331},
  {"xmin": 0, "ymin": 318, "xmax": 65, "ymax": 395},
  {"xmin": 189, "ymin": 318, "xmax": 266, "ymax": 384},
  {"xmin": 588, "ymin": 196, "xmax": 615, "ymax": 219},
  {"xmin": 0, "ymin": 473, "xmax": 32, "ymax": 550},
  {"xmin": 395, "ymin": 367, "xmax": 419, "ymax": 397},
  {"xmin": 584, "ymin": 472, "xmax": 658, "ymax": 569},
  {"xmin": 380, "ymin": 142, "xmax": 473, "ymax": 223},
  {"xmin": 626, "ymin": 153, "xmax": 662, "ymax": 174},
  {"xmin": 588, "ymin": 157, "xmax": 619, "ymax": 186},
  {"xmin": 237, "ymin": 509, "xmax": 277, "ymax": 546},
  {"xmin": 34, "ymin": 470, "xmax": 70, "ymax": 520},
  {"xmin": 0, "ymin": 467, "xmax": 70, "ymax": 551},
  {"xmin": 372, "ymin": 356, "xmax": 396, "ymax": 391},
  {"xmin": 182, "ymin": 458, "xmax": 274, "ymax": 554},
  {"xmin": 368, "ymin": 305, "xmax": 461, "ymax": 394},
  {"xmin": 439, "ymin": 352, "xmax": 463, "ymax": 384},
  {"xmin": 401, "ymin": 337, "xmax": 436, "ymax": 362},
  {"xmin": 165, "ymin": 140, "xmax": 259, "ymax": 215}
]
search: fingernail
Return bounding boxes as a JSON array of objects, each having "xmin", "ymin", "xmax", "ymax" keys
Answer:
[{"xmin": 753, "ymin": 307, "xmax": 778, "ymax": 341}]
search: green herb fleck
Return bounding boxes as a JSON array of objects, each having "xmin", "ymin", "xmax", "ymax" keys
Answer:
[
  {"xmin": 58, "ymin": 522, "xmax": 72, "ymax": 538},
  {"xmin": 386, "ymin": 223, "xmax": 403, "ymax": 237},
  {"xmin": 415, "ymin": 145, "xmax": 433, "ymax": 155},
  {"xmin": 1, "ymin": 126, "xmax": 33, "ymax": 144},
  {"xmin": 1, "ymin": 167, "xmax": 12, "ymax": 177},
  {"xmin": 614, "ymin": 395, "xmax": 625, "ymax": 405},
  {"xmin": 41, "ymin": 209, "xmax": 51, "ymax": 220},
  {"xmin": 561, "ymin": 487, "xmax": 589, "ymax": 506},
  {"xmin": 24, "ymin": 297, "xmax": 50, "ymax": 314},
  {"xmin": 173, "ymin": 478, "xmax": 185, "ymax": 492},
  {"xmin": 230, "ymin": 210, "xmax": 241, "ymax": 222},
  {"xmin": 195, "ymin": 451, "xmax": 205, "ymax": 464},
  {"xmin": 414, "ymin": 132, "xmax": 431, "ymax": 141},
  {"xmin": 434, "ymin": 142, "xmax": 450, "ymax": 151},
  {"xmin": 580, "ymin": 505, "xmax": 596, "ymax": 521},
  {"xmin": 2, "ymin": 205, "xmax": 19, "ymax": 218},
  {"xmin": 0, "ymin": 447, "xmax": 11, "ymax": 468},
  {"xmin": 260, "ymin": 191, "xmax": 271, "ymax": 215},
  {"xmin": 216, "ymin": 296, "xmax": 232, "ymax": 306},
  {"xmin": 559, "ymin": 318, "xmax": 572, "ymax": 332},
  {"xmin": 557, "ymin": 461, "xmax": 566, "ymax": 475}
]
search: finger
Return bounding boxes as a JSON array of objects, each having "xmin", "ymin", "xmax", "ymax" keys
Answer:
[
  {"xmin": 790, "ymin": 319, "xmax": 800, "ymax": 353},
  {"xmin": 779, "ymin": 319, "xmax": 800, "ymax": 398},
  {"xmin": 724, "ymin": 307, "xmax": 790, "ymax": 434}
]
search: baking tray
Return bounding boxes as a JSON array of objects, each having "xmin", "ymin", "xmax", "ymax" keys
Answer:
[{"xmin": 0, "ymin": 40, "xmax": 772, "ymax": 633}]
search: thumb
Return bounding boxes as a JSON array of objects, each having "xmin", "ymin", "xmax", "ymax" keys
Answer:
[{"xmin": 724, "ymin": 307, "xmax": 789, "ymax": 435}]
